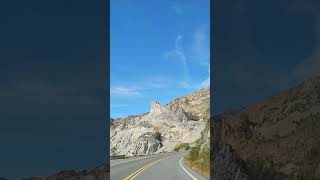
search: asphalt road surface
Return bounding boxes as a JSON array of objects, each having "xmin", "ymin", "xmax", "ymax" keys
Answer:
[{"xmin": 110, "ymin": 152, "xmax": 207, "ymax": 180}]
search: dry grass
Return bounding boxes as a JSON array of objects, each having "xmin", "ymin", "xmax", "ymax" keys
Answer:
[
  {"xmin": 185, "ymin": 144, "xmax": 210, "ymax": 179},
  {"xmin": 153, "ymin": 126, "xmax": 161, "ymax": 132},
  {"xmin": 185, "ymin": 156, "xmax": 210, "ymax": 178}
]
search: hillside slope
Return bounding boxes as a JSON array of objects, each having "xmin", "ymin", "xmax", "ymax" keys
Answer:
[
  {"xmin": 21, "ymin": 164, "xmax": 109, "ymax": 180},
  {"xmin": 211, "ymin": 77, "xmax": 320, "ymax": 180}
]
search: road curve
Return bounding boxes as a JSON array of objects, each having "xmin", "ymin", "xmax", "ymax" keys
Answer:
[{"xmin": 110, "ymin": 152, "xmax": 207, "ymax": 180}]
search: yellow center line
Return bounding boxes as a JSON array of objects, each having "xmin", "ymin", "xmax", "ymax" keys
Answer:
[{"xmin": 123, "ymin": 156, "xmax": 167, "ymax": 180}]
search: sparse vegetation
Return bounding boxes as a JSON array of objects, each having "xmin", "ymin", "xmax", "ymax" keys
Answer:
[
  {"xmin": 174, "ymin": 143, "xmax": 190, "ymax": 151},
  {"xmin": 153, "ymin": 131, "xmax": 162, "ymax": 142},
  {"xmin": 186, "ymin": 112, "xmax": 199, "ymax": 121},
  {"xmin": 185, "ymin": 142, "xmax": 210, "ymax": 178},
  {"xmin": 153, "ymin": 126, "xmax": 161, "ymax": 131},
  {"xmin": 185, "ymin": 122, "xmax": 210, "ymax": 179}
]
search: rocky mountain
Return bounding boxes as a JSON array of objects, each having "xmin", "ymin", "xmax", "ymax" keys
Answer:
[
  {"xmin": 211, "ymin": 77, "xmax": 320, "ymax": 180},
  {"xmin": 22, "ymin": 163, "xmax": 109, "ymax": 180},
  {"xmin": 110, "ymin": 87, "xmax": 210, "ymax": 157}
]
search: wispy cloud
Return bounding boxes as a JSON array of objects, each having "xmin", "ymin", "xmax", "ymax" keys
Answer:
[
  {"xmin": 191, "ymin": 25, "xmax": 210, "ymax": 89},
  {"xmin": 164, "ymin": 24, "xmax": 210, "ymax": 90},
  {"xmin": 169, "ymin": 1, "xmax": 183, "ymax": 16},
  {"xmin": 147, "ymin": 81, "xmax": 169, "ymax": 88},
  {"xmin": 179, "ymin": 81, "xmax": 192, "ymax": 89},
  {"xmin": 110, "ymin": 86, "xmax": 142, "ymax": 97},
  {"xmin": 110, "ymin": 78, "xmax": 171, "ymax": 98},
  {"xmin": 200, "ymin": 65, "xmax": 210, "ymax": 88},
  {"xmin": 179, "ymin": 64, "xmax": 210, "ymax": 90},
  {"xmin": 165, "ymin": 35, "xmax": 186, "ymax": 65},
  {"xmin": 179, "ymin": 78, "xmax": 209, "ymax": 90},
  {"xmin": 200, "ymin": 77, "xmax": 210, "ymax": 88},
  {"xmin": 164, "ymin": 34, "xmax": 189, "ymax": 79},
  {"xmin": 111, "ymin": 104, "xmax": 128, "ymax": 108},
  {"xmin": 191, "ymin": 24, "xmax": 210, "ymax": 66}
]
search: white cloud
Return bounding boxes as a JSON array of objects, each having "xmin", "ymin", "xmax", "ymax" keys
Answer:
[
  {"xmin": 163, "ymin": 24, "xmax": 210, "ymax": 91},
  {"xmin": 165, "ymin": 35, "xmax": 186, "ymax": 65},
  {"xmin": 179, "ymin": 78, "xmax": 209, "ymax": 90},
  {"xmin": 179, "ymin": 81, "xmax": 192, "ymax": 89},
  {"xmin": 147, "ymin": 81, "xmax": 168, "ymax": 88},
  {"xmin": 191, "ymin": 24, "xmax": 210, "ymax": 66},
  {"xmin": 198, "ymin": 59, "xmax": 210, "ymax": 88},
  {"xmin": 170, "ymin": 1, "xmax": 183, "ymax": 16},
  {"xmin": 180, "ymin": 66, "xmax": 210, "ymax": 90},
  {"xmin": 191, "ymin": 25, "xmax": 210, "ymax": 89},
  {"xmin": 110, "ymin": 86, "xmax": 142, "ymax": 97},
  {"xmin": 200, "ymin": 77, "xmax": 210, "ymax": 87},
  {"xmin": 164, "ymin": 35, "xmax": 189, "ymax": 79},
  {"xmin": 110, "ymin": 79, "xmax": 171, "ymax": 97},
  {"xmin": 111, "ymin": 104, "xmax": 128, "ymax": 108},
  {"xmin": 175, "ymin": 35, "xmax": 183, "ymax": 50}
]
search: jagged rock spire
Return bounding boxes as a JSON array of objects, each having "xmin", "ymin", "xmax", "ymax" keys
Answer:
[{"xmin": 150, "ymin": 100, "xmax": 161, "ymax": 113}]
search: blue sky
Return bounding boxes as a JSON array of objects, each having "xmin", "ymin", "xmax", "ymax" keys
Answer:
[
  {"xmin": 111, "ymin": 0, "xmax": 210, "ymax": 118},
  {"xmin": 0, "ymin": 1, "xmax": 106, "ymax": 179},
  {"xmin": 212, "ymin": 0, "xmax": 320, "ymax": 114}
]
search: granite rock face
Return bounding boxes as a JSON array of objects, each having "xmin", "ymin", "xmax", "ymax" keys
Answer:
[
  {"xmin": 110, "ymin": 87, "xmax": 210, "ymax": 157},
  {"xmin": 211, "ymin": 77, "xmax": 320, "ymax": 180}
]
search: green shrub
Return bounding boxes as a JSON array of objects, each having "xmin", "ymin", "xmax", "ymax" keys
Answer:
[{"xmin": 153, "ymin": 132, "xmax": 162, "ymax": 141}]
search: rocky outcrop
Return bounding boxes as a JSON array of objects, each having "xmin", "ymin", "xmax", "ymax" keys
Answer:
[
  {"xmin": 211, "ymin": 77, "xmax": 320, "ymax": 180},
  {"xmin": 211, "ymin": 144, "xmax": 249, "ymax": 180},
  {"xmin": 169, "ymin": 87, "xmax": 210, "ymax": 119},
  {"xmin": 110, "ymin": 87, "xmax": 209, "ymax": 157},
  {"xmin": 22, "ymin": 163, "xmax": 109, "ymax": 180}
]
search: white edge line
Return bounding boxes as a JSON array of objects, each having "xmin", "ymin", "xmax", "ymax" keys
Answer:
[
  {"xmin": 111, "ymin": 155, "xmax": 160, "ymax": 166},
  {"xmin": 179, "ymin": 157, "xmax": 198, "ymax": 180}
]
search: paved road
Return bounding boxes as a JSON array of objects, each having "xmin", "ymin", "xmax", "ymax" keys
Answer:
[{"xmin": 110, "ymin": 152, "xmax": 207, "ymax": 180}]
